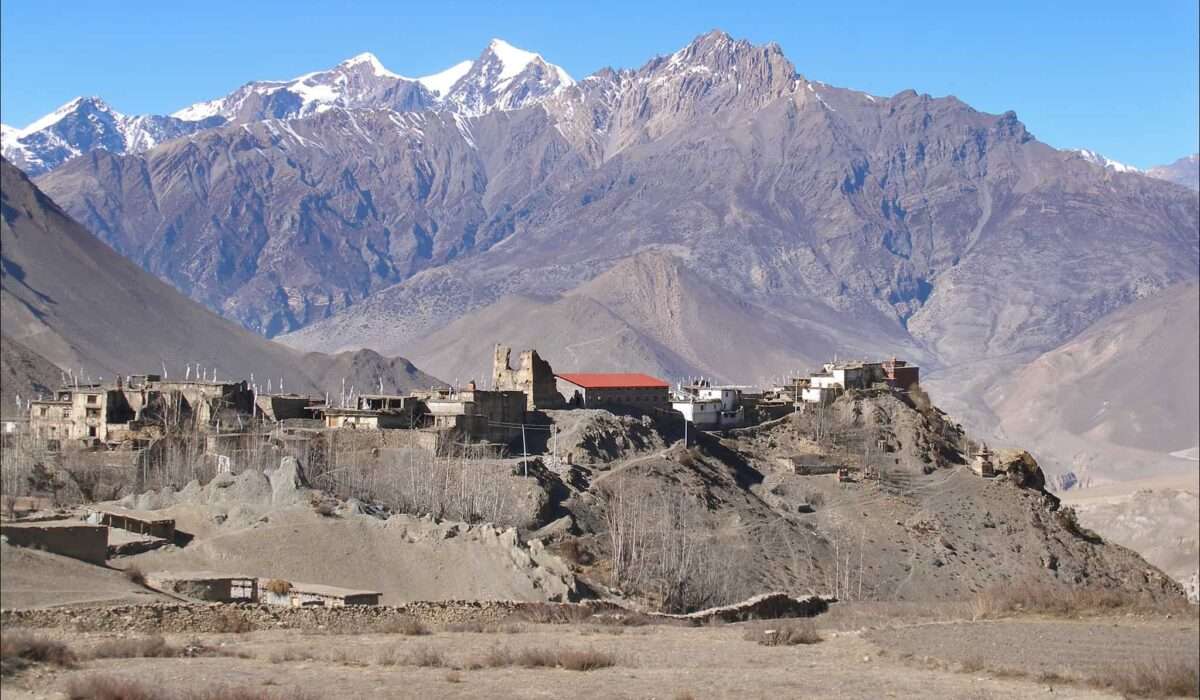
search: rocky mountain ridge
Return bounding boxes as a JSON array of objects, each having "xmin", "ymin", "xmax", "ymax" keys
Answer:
[
  {"xmin": 2, "ymin": 39, "xmax": 571, "ymax": 176},
  {"xmin": 33, "ymin": 31, "xmax": 1198, "ymax": 357},
  {"xmin": 1147, "ymin": 153, "xmax": 1199, "ymax": 190},
  {"xmin": 1, "ymin": 96, "xmax": 223, "ymax": 175}
]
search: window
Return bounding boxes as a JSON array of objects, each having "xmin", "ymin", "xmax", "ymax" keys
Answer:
[
  {"xmin": 86, "ymin": 394, "xmax": 99, "ymax": 405},
  {"xmin": 86, "ymin": 407, "xmax": 101, "ymax": 418},
  {"xmin": 88, "ymin": 426, "xmax": 98, "ymax": 437},
  {"xmin": 39, "ymin": 407, "xmax": 48, "ymax": 417}
]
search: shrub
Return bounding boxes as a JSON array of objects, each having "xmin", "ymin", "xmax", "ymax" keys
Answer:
[
  {"xmin": 90, "ymin": 635, "xmax": 177, "ymax": 659},
  {"xmin": 555, "ymin": 648, "xmax": 617, "ymax": 671},
  {"xmin": 375, "ymin": 644, "xmax": 404, "ymax": 667},
  {"xmin": 264, "ymin": 579, "xmax": 292, "ymax": 595},
  {"xmin": 971, "ymin": 582, "xmax": 1192, "ymax": 620},
  {"xmin": 743, "ymin": 620, "xmax": 822, "ymax": 646},
  {"xmin": 67, "ymin": 675, "xmax": 157, "ymax": 700},
  {"xmin": 378, "ymin": 615, "xmax": 429, "ymax": 636},
  {"xmin": 123, "ymin": 565, "xmax": 147, "ymax": 586},
  {"xmin": 477, "ymin": 646, "xmax": 615, "ymax": 671},
  {"xmin": 269, "ymin": 646, "xmax": 318, "ymax": 664},
  {"xmin": 328, "ymin": 648, "xmax": 368, "ymax": 667},
  {"xmin": 1, "ymin": 631, "xmax": 77, "ymax": 676},
  {"xmin": 66, "ymin": 675, "xmax": 321, "ymax": 700},
  {"xmin": 444, "ymin": 670, "xmax": 463, "ymax": 684},
  {"xmin": 407, "ymin": 645, "xmax": 448, "ymax": 667},
  {"xmin": 1091, "ymin": 658, "xmax": 1199, "ymax": 698}
]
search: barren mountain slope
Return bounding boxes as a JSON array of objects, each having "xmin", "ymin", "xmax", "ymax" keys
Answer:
[
  {"xmin": 405, "ymin": 252, "xmax": 929, "ymax": 384},
  {"xmin": 983, "ymin": 283, "xmax": 1200, "ymax": 484},
  {"xmin": 0, "ymin": 158, "xmax": 439, "ymax": 395},
  {"xmin": 716, "ymin": 393, "xmax": 1179, "ymax": 602},
  {"xmin": 0, "ymin": 333, "xmax": 61, "ymax": 411},
  {"xmin": 1147, "ymin": 154, "xmax": 1199, "ymax": 190},
  {"xmin": 31, "ymin": 32, "xmax": 1196, "ymax": 381},
  {"xmin": 1062, "ymin": 483, "xmax": 1199, "ymax": 601},
  {"xmin": 508, "ymin": 393, "xmax": 1181, "ymax": 606}
]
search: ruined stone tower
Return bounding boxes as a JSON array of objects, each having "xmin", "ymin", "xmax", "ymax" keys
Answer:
[{"xmin": 492, "ymin": 344, "xmax": 564, "ymax": 411}]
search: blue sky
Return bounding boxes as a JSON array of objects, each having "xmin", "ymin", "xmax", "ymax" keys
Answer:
[{"xmin": 2, "ymin": 0, "xmax": 1196, "ymax": 168}]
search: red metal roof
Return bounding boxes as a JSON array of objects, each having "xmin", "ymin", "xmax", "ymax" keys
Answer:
[{"xmin": 555, "ymin": 373, "xmax": 669, "ymax": 389}]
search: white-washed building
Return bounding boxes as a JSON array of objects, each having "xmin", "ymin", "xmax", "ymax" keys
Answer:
[{"xmin": 672, "ymin": 383, "xmax": 746, "ymax": 430}]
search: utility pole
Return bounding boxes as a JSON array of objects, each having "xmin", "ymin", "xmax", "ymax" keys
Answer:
[{"xmin": 521, "ymin": 423, "xmax": 528, "ymax": 478}]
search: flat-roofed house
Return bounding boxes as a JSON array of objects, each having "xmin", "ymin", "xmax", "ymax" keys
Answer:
[
  {"xmin": 672, "ymin": 382, "xmax": 746, "ymax": 430},
  {"xmin": 556, "ymin": 373, "xmax": 670, "ymax": 410}
]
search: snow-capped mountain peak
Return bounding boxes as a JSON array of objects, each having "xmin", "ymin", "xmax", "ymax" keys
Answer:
[
  {"xmin": 337, "ymin": 52, "xmax": 403, "ymax": 79},
  {"xmin": 170, "ymin": 52, "xmax": 431, "ymax": 124},
  {"xmin": 486, "ymin": 38, "xmax": 543, "ymax": 82},
  {"xmin": 2, "ymin": 95, "xmax": 222, "ymax": 175},
  {"xmin": 14, "ymin": 96, "xmax": 121, "ymax": 136},
  {"xmin": 7, "ymin": 40, "xmax": 574, "ymax": 175},
  {"xmin": 443, "ymin": 38, "xmax": 574, "ymax": 116},
  {"xmin": 1074, "ymin": 148, "xmax": 1141, "ymax": 173},
  {"xmin": 417, "ymin": 60, "xmax": 474, "ymax": 96}
]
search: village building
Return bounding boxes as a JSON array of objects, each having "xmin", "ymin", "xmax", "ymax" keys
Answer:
[
  {"xmin": 880, "ymin": 358, "xmax": 920, "ymax": 390},
  {"xmin": 492, "ymin": 345, "xmax": 564, "ymax": 410},
  {"xmin": 28, "ymin": 375, "xmax": 275, "ymax": 447},
  {"xmin": 120, "ymin": 375, "xmax": 256, "ymax": 428},
  {"xmin": 254, "ymin": 393, "xmax": 322, "ymax": 422},
  {"xmin": 421, "ymin": 382, "xmax": 526, "ymax": 442},
  {"xmin": 313, "ymin": 393, "xmax": 423, "ymax": 430},
  {"xmin": 555, "ymin": 373, "xmax": 670, "ymax": 410},
  {"xmin": 260, "ymin": 580, "xmax": 381, "ymax": 607},
  {"xmin": 672, "ymin": 382, "xmax": 746, "ymax": 430},
  {"xmin": 145, "ymin": 571, "xmax": 259, "ymax": 603},
  {"xmin": 798, "ymin": 358, "xmax": 921, "ymax": 404},
  {"xmin": 779, "ymin": 453, "xmax": 844, "ymax": 475},
  {"xmin": 318, "ymin": 407, "xmax": 414, "ymax": 430},
  {"xmin": 0, "ymin": 521, "xmax": 109, "ymax": 564},
  {"xmin": 29, "ymin": 383, "xmax": 134, "ymax": 443}
]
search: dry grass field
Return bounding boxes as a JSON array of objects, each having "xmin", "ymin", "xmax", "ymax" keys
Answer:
[{"xmin": 3, "ymin": 601, "xmax": 1196, "ymax": 700}]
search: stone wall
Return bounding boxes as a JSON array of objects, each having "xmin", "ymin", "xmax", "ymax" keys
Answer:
[
  {"xmin": 0, "ymin": 594, "xmax": 832, "ymax": 633},
  {"xmin": 0, "ymin": 601, "xmax": 617, "ymax": 633}
]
